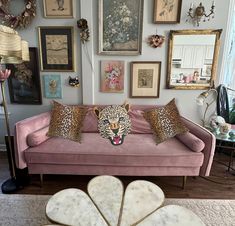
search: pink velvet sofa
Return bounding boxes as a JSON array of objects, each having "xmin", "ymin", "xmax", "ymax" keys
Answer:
[{"xmin": 14, "ymin": 105, "xmax": 216, "ymax": 185}]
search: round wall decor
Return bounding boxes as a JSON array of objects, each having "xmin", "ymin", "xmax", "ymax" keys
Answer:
[{"xmin": 0, "ymin": 0, "xmax": 36, "ymax": 29}]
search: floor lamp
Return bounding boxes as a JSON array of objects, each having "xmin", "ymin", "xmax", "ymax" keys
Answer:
[{"xmin": 0, "ymin": 25, "xmax": 29, "ymax": 193}]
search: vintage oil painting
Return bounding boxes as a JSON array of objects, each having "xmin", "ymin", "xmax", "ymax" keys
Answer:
[
  {"xmin": 99, "ymin": 0, "xmax": 143, "ymax": 55},
  {"xmin": 100, "ymin": 61, "xmax": 125, "ymax": 93}
]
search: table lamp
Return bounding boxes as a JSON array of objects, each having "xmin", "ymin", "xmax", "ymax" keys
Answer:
[
  {"xmin": 0, "ymin": 25, "xmax": 29, "ymax": 193},
  {"xmin": 196, "ymin": 89, "xmax": 218, "ymax": 127}
]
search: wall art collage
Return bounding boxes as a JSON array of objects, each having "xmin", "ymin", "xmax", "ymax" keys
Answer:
[{"xmin": 1, "ymin": 0, "xmax": 220, "ymax": 105}]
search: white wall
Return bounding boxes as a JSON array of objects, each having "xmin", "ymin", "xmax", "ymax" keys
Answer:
[{"xmin": 0, "ymin": 0, "xmax": 231, "ymax": 144}]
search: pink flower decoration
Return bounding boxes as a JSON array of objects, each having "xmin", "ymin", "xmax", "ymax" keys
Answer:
[{"xmin": 0, "ymin": 69, "xmax": 11, "ymax": 81}]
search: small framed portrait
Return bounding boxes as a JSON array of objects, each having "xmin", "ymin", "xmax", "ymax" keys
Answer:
[
  {"xmin": 38, "ymin": 26, "xmax": 74, "ymax": 72},
  {"xmin": 43, "ymin": 74, "xmax": 62, "ymax": 99},
  {"xmin": 130, "ymin": 61, "xmax": 161, "ymax": 98},
  {"xmin": 100, "ymin": 60, "xmax": 125, "ymax": 93},
  {"xmin": 154, "ymin": 0, "xmax": 182, "ymax": 24},
  {"xmin": 43, "ymin": 0, "xmax": 74, "ymax": 18},
  {"xmin": 7, "ymin": 47, "xmax": 42, "ymax": 105}
]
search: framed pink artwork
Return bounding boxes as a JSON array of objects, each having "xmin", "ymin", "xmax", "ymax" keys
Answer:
[{"xmin": 100, "ymin": 61, "xmax": 125, "ymax": 93}]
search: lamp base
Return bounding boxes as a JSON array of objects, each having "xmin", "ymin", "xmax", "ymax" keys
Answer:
[{"xmin": 1, "ymin": 177, "xmax": 24, "ymax": 194}]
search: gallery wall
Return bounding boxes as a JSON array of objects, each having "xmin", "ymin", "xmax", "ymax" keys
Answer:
[{"xmin": 0, "ymin": 0, "xmax": 231, "ymax": 145}]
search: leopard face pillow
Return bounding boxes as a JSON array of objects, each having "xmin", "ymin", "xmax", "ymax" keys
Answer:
[
  {"xmin": 47, "ymin": 101, "xmax": 87, "ymax": 142},
  {"xmin": 144, "ymin": 99, "xmax": 188, "ymax": 144},
  {"xmin": 94, "ymin": 103, "xmax": 131, "ymax": 146}
]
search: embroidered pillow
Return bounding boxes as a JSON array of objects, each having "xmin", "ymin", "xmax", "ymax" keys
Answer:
[
  {"xmin": 94, "ymin": 103, "xmax": 131, "ymax": 146},
  {"xmin": 144, "ymin": 99, "xmax": 188, "ymax": 144},
  {"xmin": 47, "ymin": 101, "xmax": 87, "ymax": 142}
]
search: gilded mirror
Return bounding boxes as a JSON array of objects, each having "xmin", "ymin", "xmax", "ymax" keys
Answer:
[{"xmin": 167, "ymin": 29, "xmax": 222, "ymax": 89}]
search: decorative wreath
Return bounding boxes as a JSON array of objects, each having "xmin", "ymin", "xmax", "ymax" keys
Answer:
[{"xmin": 0, "ymin": 0, "xmax": 36, "ymax": 29}]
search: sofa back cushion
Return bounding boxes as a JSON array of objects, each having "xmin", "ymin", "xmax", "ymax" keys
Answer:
[
  {"xmin": 82, "ymin": 108, "xmax": 98, "ymax": 132},
  {"xmin": 128, "ymin": 109, "xmax": 152, "ymax": 134}
]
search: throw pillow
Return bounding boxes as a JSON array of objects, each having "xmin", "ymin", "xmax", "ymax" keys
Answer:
[
  {"xmin": 47, "ymin": 101, "xmax": 87, "ymax": 142},
  {"xmin": 144, "ymin": 99, "xmax": 188, "ymax": 144},
  {"xmin": 94, "ymin": 103, "xmax": 131, "ymax": 146},
  {"xmin": 175, "ymin": 132, "xmax": 205, "ymax": 152}
]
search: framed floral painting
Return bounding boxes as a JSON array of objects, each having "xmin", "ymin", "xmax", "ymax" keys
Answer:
[
  {"xmin": 100, "ymin": 61, "xmax": 124, "ymax": 93},
  {"xmin": 130, "ymin": 61, "xmax": 161, "ymax": 98},
  {"xmin": 99, "ymin": 0, "xmax": 144, "ymax": 55},
  {"xmin": 154, "ymin": 0, "xmax": 182, "ymax": 24},
  {"xmin": 7, "ymin": 48, "xmax": 42, "ymax": 105}
]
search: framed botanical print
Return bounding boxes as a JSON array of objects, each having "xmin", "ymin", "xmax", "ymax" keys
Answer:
[
  {"xmin": 38, "ymin": 26, "xmax": 74, "ymax": 71},
  {"xmin": 100, "ymin": 60, "xmax": 124, "ymax": 93},
  {"xmin": 43, "ymin": 74, "xmax": 62, "ymax": 99},
  {"xmin": 7, "ymin": 47, "xmax": 42, "ymax": 105},
  {"xmin": 43, "ymin": 0, "xmax": 74, "ymax": 18},
  {"xmin": 99, "ymin": 0, "xmax": 144, "ymax": 55},
  {"xmin": 130, "ymin": 62, "xmax": 161, "ymax": 98},
  {"xmin": 154, "ymin": 0, "xmax": 182, "ymax": 24}
]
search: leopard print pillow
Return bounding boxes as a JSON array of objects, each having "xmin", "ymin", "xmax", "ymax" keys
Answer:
[
  {"xmin": 47, "ymin": 101, "xmax": 87, "ymax": 142},
  {"xmin": 144, "ymin": 99, "xmax": 188, "ymax": 144}
]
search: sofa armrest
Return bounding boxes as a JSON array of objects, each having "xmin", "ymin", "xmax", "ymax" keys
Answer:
[
  {"xmin": 181, "ymin": 117, "xmax": 216, "ymax": 176},
  {"xmin": 14, "ymin": 112, "xmax": 51, "ymax": 169}
]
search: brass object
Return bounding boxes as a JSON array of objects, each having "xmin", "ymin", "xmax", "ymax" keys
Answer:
[{"xmin": 186, "ymin": 2, "xmax": 215, "ymax": 26}]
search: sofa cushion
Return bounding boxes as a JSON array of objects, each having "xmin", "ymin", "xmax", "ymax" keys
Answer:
[
  {"xmin": 144, "ymin": 99, "xmax": 188, "ymax": 144},
  {"xmin": 24, "ymin": 133, "xmax": 204, "ymax": 168},
  {"xmin": 128, "ymin": 109, "xmax": 152, "ymax": 134},
  {"xmin": 176, "ymin": 132, "xmax": 205, "ymax": 152},
  {"xmin": 82, "ymin": 108, "xmax": 98, "ymax": 132},
  {"xmin": 27, "ymin": 126, "xmax": 50, "ymax": 147},
  {"xmin": 47, "ymin": 101, "xmax": 87, "ymax": 142}
]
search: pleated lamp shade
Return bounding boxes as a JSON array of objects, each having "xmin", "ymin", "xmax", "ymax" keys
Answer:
[
  {"xmin": 21, "ymin": 40, "xmax": 30, "ymax": 62},
  {"xmin": 0, "ymin": 25, "xmax": 29, "ymax": 64}
]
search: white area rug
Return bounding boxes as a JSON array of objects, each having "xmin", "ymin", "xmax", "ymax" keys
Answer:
[{"xmin": 0, "ymin": 194, "xmax": 234, "ymax": 226}]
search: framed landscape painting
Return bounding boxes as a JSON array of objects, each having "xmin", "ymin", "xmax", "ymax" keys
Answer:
[
  {"xmin": 130, "ymin": 62, "xmax": 161, "ymax": 98},
  {"xmin": 7, "ymin": 48, "xmax": 42, "ymax": 105},
  {"xmin": 154, "ymin": 0, "xmax": 182, "ymax": 24},
  {"xmin": 99, "ymin": 0, "xmax": 144, "ymax": 55},
  {"xmin": 38, "ymin": 26, "xmax": 74, "ymax": 71},
  {"xmin": 100, "ymin": 61, "xmax": 124, "ymax": 93},
  {"xmin": 43, "ymin": 74, "xmax": 62, "ymax": 99},
  {"xmin": 43, "ymin": 0, "xmax": 74, "ymax": 18}
]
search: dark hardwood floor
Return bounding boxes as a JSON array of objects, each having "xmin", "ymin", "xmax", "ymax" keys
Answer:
[{"xmin": 0, "ymin": 151, "xmax": 235, "ymax": 199}]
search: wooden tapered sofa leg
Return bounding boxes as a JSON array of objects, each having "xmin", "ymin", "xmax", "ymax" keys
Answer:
[
  {"xmin": 182, "ymin": 176, "xmax": 187, "ymax": 189},
  {"xmin": 40, "ymin": 174, "xmax": 43, "ymax": 187}
]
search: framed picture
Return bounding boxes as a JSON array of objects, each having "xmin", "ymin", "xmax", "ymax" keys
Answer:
[
  {"xmin": 98, "ymin": 0, "xmax": 144, "ymax": 55},
  {"xmin": 154, "ymin": 0, "xmax": 182, "ymax": 24},
  {"xmin": 130, "ymin": 62, "xmax": 161, "ymax": 98},
  {"xmin": 43, "ymin": 0, "xmax": 74, "ymax": 18},
  {"xmin": 7, "ymin": 47, "xmax": 42, "ymax": 105},
  {"xmin": 43, "ymin": 74, "xmax": 62, "ymax": 99},
  {"xmin": 38, "ymin": 26, "xmax": 74, "ymax": 71},
  {"xmin": 100, "ymin": 60, "xmax": 124, "ymax": 93}
]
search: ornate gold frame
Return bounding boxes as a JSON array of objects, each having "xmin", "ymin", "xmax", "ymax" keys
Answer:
[{"xmin": 167, "ymin": 29, "xmax": 222, "ymax": 90}]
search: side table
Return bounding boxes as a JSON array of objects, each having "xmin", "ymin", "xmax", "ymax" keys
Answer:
[{"xmin": 215, "ymin": 131, "xmax": 235, "ymax": 172}]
